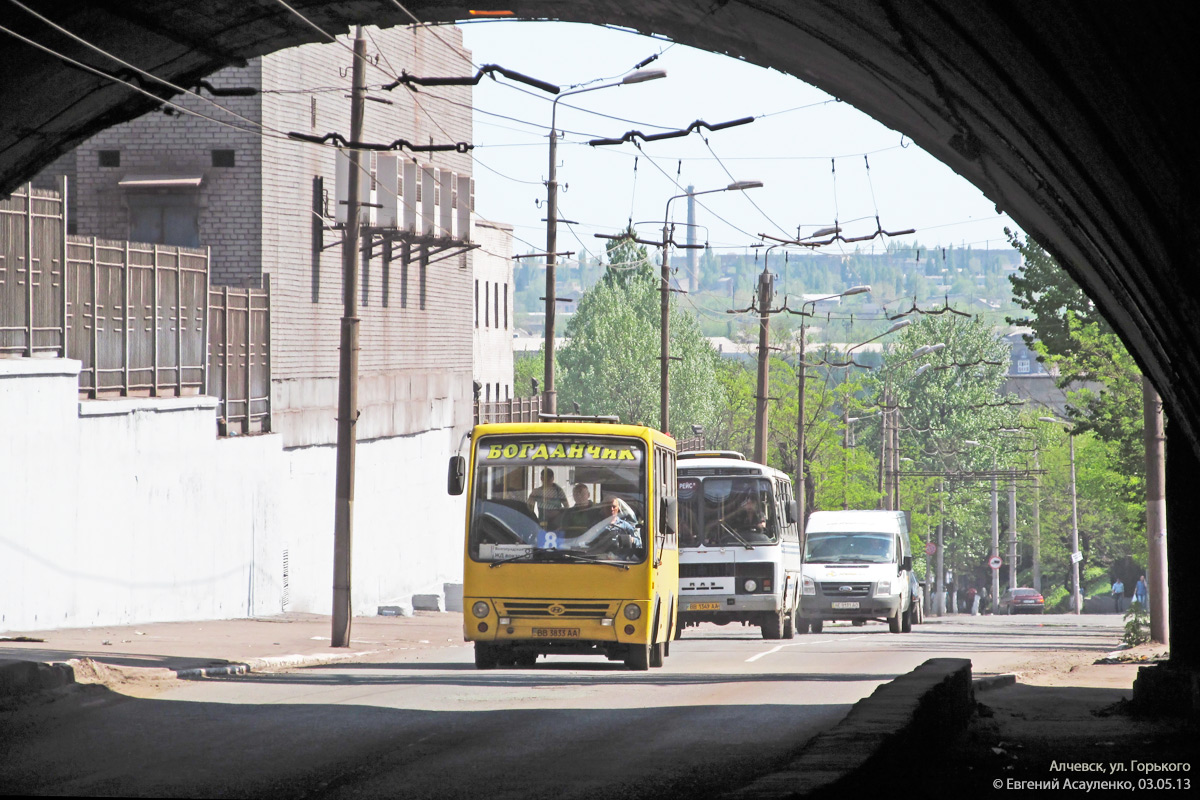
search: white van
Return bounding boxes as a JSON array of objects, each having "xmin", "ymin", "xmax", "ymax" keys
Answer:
[{"xmin": 799, "ymin": 510, "xmax": 913, "ymax": 633}]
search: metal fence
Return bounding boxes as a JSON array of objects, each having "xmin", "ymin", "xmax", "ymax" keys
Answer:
[
  {"xmin": 0, "ymin": 184, "xmax": 67, "ymax": 357},
  {"xmin": 1, "ymin": 184, "xmax": 271, "ymax": 435},
  {"xmin": 209, "ymin": 284, "xmax": 271, "ymax": 435},
  {"xmin": 475, "ymin": 395, "xmax": 543, "ymax": 425},
  {"xmin": 69, "ymin": 237, "xmax": 210, "ymax": 398}
]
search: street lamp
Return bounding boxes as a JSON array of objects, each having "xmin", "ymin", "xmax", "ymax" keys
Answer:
[
  {"xmin": 879, "ymin": 342, "xmax": 945, "ymax": 509},
  {"xmin": 543, "ymin": 68, "xmax": 667, "ymax": 414},
  {"xmin": 787, "ymin": 285, "xmax": 871, "ymax": 526},
  {"xmin": 660, "ymin": 180, "xmax": 761, "ymax": 435},
  {"xmin": 1041, "ymin": 415, "xmax": 1083, "ymax": 614}
]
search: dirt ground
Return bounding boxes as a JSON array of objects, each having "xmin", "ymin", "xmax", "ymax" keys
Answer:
[{"xmin": 941, "ymin": 643, "xmax": 1199, "ymax": 792}]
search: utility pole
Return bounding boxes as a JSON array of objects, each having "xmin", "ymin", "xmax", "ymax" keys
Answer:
[
  {"xmin": 796, "ymin": 322, "xmax": 807, "ymax": 528},
  {"xmin": 1143, "ymin": 375, "xmax": 1169, "ymax": 643},
  {"xmin": 332, "ymin": 26, "xmax": 366, "ymax": 648},
  {"xmin": 1033, "ymin": 449, "xmax": 1042, "ymax": 593},
  {"xmin": 660, "ymin": 217, "xmax": 672, "ymax": 436},
  {"xmin": 1007, "ymin": 474, "xmax": 1018, "ymax": 590},
  {"xmin": 753, "ymin": 264, "xmax": 773, "ymax": 463},
  {"xmin": 935, "ymin": 481, "xmax": 945, "ymax": 615},
  {"xmin": 990, "ymin": 455, "xmax": 1000, "ymax": 610},
  {"xmin": 543, "ymin": 120, "xmax": 560, "ymax": 416}
]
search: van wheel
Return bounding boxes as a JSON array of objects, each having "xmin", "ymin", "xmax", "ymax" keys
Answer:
[
  {"xmin": 901, "ymin": 606, "xmax": 913, "ymax": 633},
  {"xmin": 889, "ymin": 612, "xmax": 902, "ymax": 633},
  {"xmin": 810, "ymin": 620, "xmax": 823, "ymax": 633}
]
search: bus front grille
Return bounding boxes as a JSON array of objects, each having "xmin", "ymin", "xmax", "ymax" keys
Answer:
[{"xmin": 496, "ymin": 601, "xmax": 615, "ymax": 618}]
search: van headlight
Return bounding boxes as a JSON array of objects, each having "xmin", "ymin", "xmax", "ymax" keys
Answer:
[
  {"xmin": 875, "ymin": 581, "xmax": 892, "ymax": 596},
  {"xmin": 802, "ymin": 575, "xmax": 816, "ymax": 596}
]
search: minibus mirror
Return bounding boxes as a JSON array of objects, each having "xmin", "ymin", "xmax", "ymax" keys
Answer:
[
  {"xmin": 785, "ymin": 500, "xmax": 798, "ymax": 525},
  {"xmin": 902, "ymin": 555, "xmax": 913, "ymax": 573},
  {"xmin": 447, "ymin": 456, "xmax": 466, "ymax": 496},
  {"xmin": 661, "ymin": 496, "xmax": 678, "ymax": 535}
]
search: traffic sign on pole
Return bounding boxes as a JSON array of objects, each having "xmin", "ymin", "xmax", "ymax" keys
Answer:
[
  {"xmin": 925, "ymin": 542, "xmax": 937, "ymax": 556},
  {"xmin": 988, "ymin": 555, "xmax": 1003, "ymax": 570}
]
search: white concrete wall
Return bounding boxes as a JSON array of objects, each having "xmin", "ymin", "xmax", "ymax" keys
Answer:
[{"xmin": 0, "ymin": 359, "xmax": 465, "ymax": 632}]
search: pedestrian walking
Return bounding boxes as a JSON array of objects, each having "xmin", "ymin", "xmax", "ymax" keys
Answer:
[
  {"xmin": 968, "ymin": 586, "xmax": 980, "ymax": 615},
  {"xmin": 1134, "ymin": 575, "xmax": 1149, "ymax": 608},
  {"xmin": 1111, "ymin": 577, "xmax": 1125, "ymax": 612}
]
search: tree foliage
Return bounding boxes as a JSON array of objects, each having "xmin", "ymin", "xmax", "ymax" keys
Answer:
[{"xmin": 1006, "ymin": 230, "xmax": 1145, "ymax": 484}]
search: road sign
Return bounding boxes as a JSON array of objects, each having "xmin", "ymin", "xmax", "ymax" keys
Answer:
[
  {"xmin": 925, "ymin": 542, "xmax": 937, "ymax": 556},
  {"xmin": 988, "ymin": 555, "xmax": 1003, "ymax": 570},
  {"xmin": 1070, "ymin": 551, "xmax": 1083, "ymax": 564}
]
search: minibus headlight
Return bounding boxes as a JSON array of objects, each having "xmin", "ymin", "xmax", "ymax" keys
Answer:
[
  {"xmin": 875, "ymin": 581, "xmax": 892, "ymax": 596},
  {"xmin": 472, "ymin": 601, "xmax": 491, "ymax": 618},
  {"xmin": 743, "ymin": 579, "xmax": 758, "ymax": 593},
  {"xmin": 623, "ymin": 604, "xmax": 642, "ymax": 621},
  {"xmin": 802, "ymin": 575, "xmax": 816, "ymax": 596}
]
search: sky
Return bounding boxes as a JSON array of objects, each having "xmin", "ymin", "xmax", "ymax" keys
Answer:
[{"xmin": 456, "ymin": 20, "xmax": 1024, "ymax": 263}]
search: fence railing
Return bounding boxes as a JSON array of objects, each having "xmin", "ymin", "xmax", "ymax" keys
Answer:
[
  {"xmin": 69, "ymin": 237, "xmax": 210, "ymax": 398},
  {"xmin": 0, "ymin": 183, "xmax": 67, "ymax": 358},
  {"xmin": 209, "ymin": 284, "xmax": 271, "ymax": 435},
  {"xmin": 475, "ymin": 395, "xmax": 543, "ymax": 425},
  {"xmin": 1, "ymin": 184, "xmax": 271, "ymax": 435}
]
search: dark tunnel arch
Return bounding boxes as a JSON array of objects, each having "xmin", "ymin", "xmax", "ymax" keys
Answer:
[{"xmin": 1, "ymin": 1, "xmax": 1197, "ymax": 665}]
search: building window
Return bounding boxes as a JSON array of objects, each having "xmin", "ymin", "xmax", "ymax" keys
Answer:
[
  {"xmin": 127, "ymin": 194, "xmax": 200, "ymax": 247},
  {"xmin": 474, "ymin": 280, "xmax": 479, "ymax": 327},
  {"xmin": 484, "ymin": 281, "xmax": 489, "ymax": 328},
  {"xmin": 494, "ymin": 283, "xmax": 499, "ymax": 331},
  {"xmin": 99, "ymin": 150, "xmax": 120, "ymax": 168},
  {"xmin": 504, "ymin": 283, "xmax": 509, "ymax": 329},
  {"xmin": 211, "ymin": 149, "xmax": 236, "ymax": 168}
]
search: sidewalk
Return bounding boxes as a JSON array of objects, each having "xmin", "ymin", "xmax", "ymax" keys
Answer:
[{"xmin": 0, "ymin": 612, "xmax": 466, "ymax": 699}]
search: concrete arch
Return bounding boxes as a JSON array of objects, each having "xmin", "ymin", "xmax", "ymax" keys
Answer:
[{"xmin": 1, "ymin": 1, "xmax": 1197, "ymax": 664}]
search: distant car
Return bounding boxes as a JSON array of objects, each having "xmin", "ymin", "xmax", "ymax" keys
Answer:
[
  {"xmin": 909, "ymin": 573, "xmax": 924, "ymax": 624},
  {"xmin": 998, "ymin": 587, "xmax": 1045, "ymax": 614}
]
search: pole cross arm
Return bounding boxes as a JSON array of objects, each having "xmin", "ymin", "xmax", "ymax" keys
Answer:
[
  {"xmin": 589, "ymin": 116, "xmax": 755, "ymax": 146},
  {"xmin": 382, "ymin": 65, "xmax": 559, "ymax": 94},
  {"xmin": 288, "ymin": 131, "xmax": 472, "ymax": 153}
]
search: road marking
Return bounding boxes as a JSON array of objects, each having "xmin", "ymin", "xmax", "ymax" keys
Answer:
[{"xmin": 745, "ymin": 639, "xmax": 830, "ymax": 662}]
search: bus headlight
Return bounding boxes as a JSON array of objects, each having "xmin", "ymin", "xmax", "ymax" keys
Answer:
[
  {"xmin": 802, "ymin": 575, "xmax": 816, "ymax": 596},
  {"xmin": 623, "ymin": 604, "xmax": 642, "ymax": 621},
  {"xmin": 472, "ymin": 601, "xmax": 491, "ymax": 618},
  {"xmin": 744, "ymin": 579, "xmax": 758, "ymax": 593}
]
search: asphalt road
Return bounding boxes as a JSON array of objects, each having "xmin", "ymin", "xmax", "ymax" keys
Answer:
[{"xmin": 0, "ymin": 614, "xmax": 1124, "ymax": 799}]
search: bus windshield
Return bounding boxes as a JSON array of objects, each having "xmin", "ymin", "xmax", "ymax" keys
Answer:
[
  {"xmin": 677, "ymin": 476, "xmax": 778, "ymax": 547},
  {"xmin": 804, "ymin": 533, "xmax": 895, "ymax": 564},
  {"xmin": 468, "ymin": 435, "xmax": 647, "ymax": 565}
]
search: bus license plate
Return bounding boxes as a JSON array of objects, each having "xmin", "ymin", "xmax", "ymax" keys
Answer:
[
  {"xmin": 832, "ymin": 602, "xmax": 860, "ymax": 609},
  {"xmin": 533, "ymin": 627, "xmax": 580, "ymax": 638},
  {"xmin": 688, "ymin": 602, "xmax": 721, "ymax": 611}
]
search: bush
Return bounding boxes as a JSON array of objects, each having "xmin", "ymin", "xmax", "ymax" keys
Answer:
[
  {"xmin": 1043, "ymin": 585, "xmax": 1069, "ymax": 613},
  {"xmin": 1122, "ymin": 601, "xmax": 1150, "ymax": 647}
]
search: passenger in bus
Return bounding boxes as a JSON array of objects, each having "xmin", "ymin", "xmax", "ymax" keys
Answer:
[
  {"xmin": 527, "ymin": 468, "xmax": 568, "ymax": 524},
  {"xmin": 571, "ymin": 483, "xmax": 593, "ymax": 508}
]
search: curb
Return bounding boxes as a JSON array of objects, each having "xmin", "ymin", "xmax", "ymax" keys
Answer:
[
  {"xmin": 722, "ymin": 658, "xmax": 974, "ymax": 798},
  {"xmin": 973, "ymin": 672, "xmax": 1017, "ymax": 692},
  {"xmin": 0, "ymin": 649, "xmax": 385, "ymax": 700}
]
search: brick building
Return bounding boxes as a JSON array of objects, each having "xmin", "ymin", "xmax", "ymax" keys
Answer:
[{"xmin": 37, "ymin": 24, "xmax": 497, "ymax": 449}]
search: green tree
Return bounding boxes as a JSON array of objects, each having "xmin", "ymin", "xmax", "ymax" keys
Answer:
[
  {"xmin": 557, "ymin": 268, "xmax": 723, "ymax": 434},
  {"xmin": 1006, "ymin": 231, "xmax": 1145, "ymax": 485}
]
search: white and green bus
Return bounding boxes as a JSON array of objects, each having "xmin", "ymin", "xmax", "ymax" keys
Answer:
[{"xmin": 675, "ymin": 452, "xmax": 802, "ymax": 639}]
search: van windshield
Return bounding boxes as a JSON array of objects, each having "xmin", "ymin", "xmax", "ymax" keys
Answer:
[{"xmin": 805, "ymin": 533, "xmax": 894, "ymax": 564}]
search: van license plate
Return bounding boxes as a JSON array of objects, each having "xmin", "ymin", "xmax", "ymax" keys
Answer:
[
  {"xmin": 533, "ymin": 628, "xmax": 579, "ymax": 637},
  {"xmin": 832, "ymin": 602, "xmax": 859, "ymax": 609},
  {"xmin": 688, "ymin": 602, "xmax": 721, "ymax": 611}
]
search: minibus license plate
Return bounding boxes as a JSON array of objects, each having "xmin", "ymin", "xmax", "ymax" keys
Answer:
[
  {"xmin": 688, "ymin": 602, "xmax": 721, "ymax": 611},
  {"xmin": 832, "ymin": 601, "xmax": 859, "ymax": 609},
  {"xmin": 534, "ymin": 627, "xmax": 580, "ymax": 637}
]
